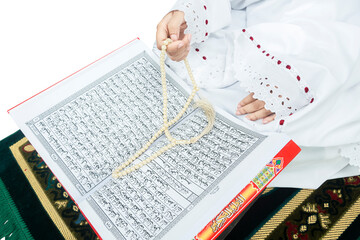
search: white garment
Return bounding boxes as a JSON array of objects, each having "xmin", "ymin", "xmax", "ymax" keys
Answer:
[{"xmin": 153, "ymin": 0, "xmax": 360, "ymax": 188}]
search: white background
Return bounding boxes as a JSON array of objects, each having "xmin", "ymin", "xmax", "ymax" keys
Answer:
[{"xmin": 0, "ymin": 0, "xmax": 174, "ymax": 140}]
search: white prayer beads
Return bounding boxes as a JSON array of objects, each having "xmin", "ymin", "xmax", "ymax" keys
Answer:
[{"xmin": 112, "ymin": 39, "xmax": 214, "ymax": 179}]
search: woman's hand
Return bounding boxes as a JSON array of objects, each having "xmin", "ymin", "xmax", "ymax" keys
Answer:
[
  {"xmin": 156, "ymin": 10, "xmax": 191, "ymax": 62},
  {"xmin": 236, "ymin": 93, "xmax": 276, "ymax": 124}
]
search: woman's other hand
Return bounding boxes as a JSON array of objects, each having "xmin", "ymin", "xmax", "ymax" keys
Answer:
[{"xmin": 236, "ymin": 93, "xmax": 276, "ymax": 124}]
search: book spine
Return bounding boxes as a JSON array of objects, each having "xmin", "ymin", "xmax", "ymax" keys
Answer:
[{"xmin": 194, "ymin": 140, "xmax": 300, "ymax": 240}]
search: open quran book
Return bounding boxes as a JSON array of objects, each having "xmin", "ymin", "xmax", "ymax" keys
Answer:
[{"xmin": 9, "ymin": 38, "xmax": 300, "ymax": 240}]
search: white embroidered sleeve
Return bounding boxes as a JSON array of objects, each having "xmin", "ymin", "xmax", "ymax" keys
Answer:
[
  {"xmin": 232, "ymin": 15, "xmax": 360, "ymax": 139},
  {"xmin": 233, "ymin": 29, "xmax": 314, "ymax": 121},
  {"xmin": 170, "ymin": 0, "xmax": 231, "ymax": 44}
]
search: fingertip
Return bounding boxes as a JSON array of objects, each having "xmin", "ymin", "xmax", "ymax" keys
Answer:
[
  {"xmin": 246, "ymin": 115, "xmax": 256, "ymax": 121},
  {"xmin": 170, "ymin": 34, "xmax": 178, "ymax": 41},
  {"xmin": 263, "ymin": 114, "xmax": 275, "ymax": 124}
]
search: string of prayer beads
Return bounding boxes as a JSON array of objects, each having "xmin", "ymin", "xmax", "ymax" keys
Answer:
[{"xmin": 112, "ymin": 38, "xmax": 215, "ymax": 178}]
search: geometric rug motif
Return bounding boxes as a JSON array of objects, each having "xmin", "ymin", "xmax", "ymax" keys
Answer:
[
  {"xmin": 226, "ymin": 177, "xmax": 360, "ymax": 240},
  {"xmin": 10, "ymin": 137, "xmax": 98, "ymax": 240}
]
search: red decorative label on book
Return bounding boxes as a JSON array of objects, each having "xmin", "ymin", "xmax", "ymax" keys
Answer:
[
  {"xmin": 194, "ymin": 140, "xmax": 301, "ymax": 240},
  {"xmin": 194, "ymin": 157, "xmax": 284, "ymax": 240}
]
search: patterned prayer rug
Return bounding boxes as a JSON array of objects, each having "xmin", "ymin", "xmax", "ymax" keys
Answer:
[
  {"xmin": 1, "ymin": 130, "xmax": 359, "ymax": 239},
  {"xmin": 0, "ymin": 131, "xmax": 97, "ymax": 240},
  {"xmin": 224, "ymin": 180, "xmax": 360, "ymax": 240}
]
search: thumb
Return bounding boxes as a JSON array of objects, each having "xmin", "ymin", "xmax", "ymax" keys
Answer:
[{"xmin": 167, "ymin": 11, "xmax": 185, "ymax": 41}]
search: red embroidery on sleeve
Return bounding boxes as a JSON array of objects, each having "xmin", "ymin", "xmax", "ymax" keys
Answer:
[{"xmin": 240, "ymin": 28, "xmax": 315, "ymax": 118}]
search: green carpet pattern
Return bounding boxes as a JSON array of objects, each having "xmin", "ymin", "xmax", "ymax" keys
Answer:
[{"xmin": 0, "ymin": 178, "xmax": 33, "ymax": 240}]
